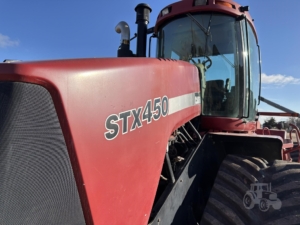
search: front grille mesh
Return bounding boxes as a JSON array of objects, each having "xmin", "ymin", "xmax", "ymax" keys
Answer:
[{"xmin": 0, "ymin": 82, "xmax": 85, "ymax": 225}]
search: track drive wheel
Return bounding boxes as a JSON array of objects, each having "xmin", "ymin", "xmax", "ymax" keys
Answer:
[{"xmin": 199, "ymin": 154, "xmax": 300, "ymax": 225}]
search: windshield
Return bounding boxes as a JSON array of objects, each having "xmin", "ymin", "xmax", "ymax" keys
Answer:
[{"xmin": 157, "ymin": 13, "xmax": 246, "ymax": 118}]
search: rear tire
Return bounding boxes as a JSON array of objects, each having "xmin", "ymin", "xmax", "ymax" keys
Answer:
[{"xmin": 199, "ymin": 154, "xmax": 300, "ymax": 225}]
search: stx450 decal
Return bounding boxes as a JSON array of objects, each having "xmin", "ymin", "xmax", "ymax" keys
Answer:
[{"xmin": 104, "ymin": 93, "xmax": 200, "ymax": 140}]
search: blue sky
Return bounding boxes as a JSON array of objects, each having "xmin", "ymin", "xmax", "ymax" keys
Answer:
[{"xmin": 0, "ymin": 0, "xmax": 299, "ymax": 123}]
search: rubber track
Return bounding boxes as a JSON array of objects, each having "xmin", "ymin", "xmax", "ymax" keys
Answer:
[{"xmin": 199, "ymin": 155, "xmax": 300, "ymax": 225}]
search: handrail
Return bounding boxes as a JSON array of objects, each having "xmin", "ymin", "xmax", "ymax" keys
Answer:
[
  {"xmin": 263, "ymin": 127, "xmax": 271, "ymax": 135},
  {"xmin": 287, "ymin": 124, "xmax": 300, "ymax": 162}
]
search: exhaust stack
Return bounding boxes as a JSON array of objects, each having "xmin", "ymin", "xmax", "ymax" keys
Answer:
[
  {"xmin": 115, "ymin": 21, "xmax": 133, "ymax": 57},
  {"xmin": 135, "ymin": 3, "xmax": 152, "ymax": 57},
  {"xmin": 115, "ymin": 21, "xmax": 130, "ymax": 45}
]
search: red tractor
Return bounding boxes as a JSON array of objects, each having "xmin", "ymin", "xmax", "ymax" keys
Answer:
[{"xmin": 0, "ymin": 0, "xmax": 299, "ymax": 224}]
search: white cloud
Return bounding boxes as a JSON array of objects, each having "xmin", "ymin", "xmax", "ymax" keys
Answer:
[
  {"xmin": 261, "ymin": 73, "xmax": 300, "ymax": 85},
  {"xmin": 0, "ymin": 33, "xmax": 19, "ymax": 48}
]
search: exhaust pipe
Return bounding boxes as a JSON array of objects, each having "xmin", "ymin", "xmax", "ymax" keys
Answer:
[
  {"xmin": 115, "ymin": 21, "xmax": 133, "ymax": 57},
  {"xmin": 115, "ymin": 21, "xmax": 130, "ymax": 44},
  {"xmin": 135, "ymin": 3, "xmax": 152, "ymax": 57}
]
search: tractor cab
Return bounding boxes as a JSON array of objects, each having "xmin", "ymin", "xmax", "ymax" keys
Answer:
[
  {"xmin": 251, "ymin": 183, "xmax": 270, "ymax": 192},
  {"xmin": 155, "ymin": 0, "xmax": 261, "ymax": 131}
]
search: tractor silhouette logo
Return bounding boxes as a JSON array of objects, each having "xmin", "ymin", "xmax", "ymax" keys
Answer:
[{"xmin": 243, "ymin": 183, "xmax": 282, "ymax": 212}]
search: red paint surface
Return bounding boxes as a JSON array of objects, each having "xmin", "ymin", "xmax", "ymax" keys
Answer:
[
  {"xmin": 0, "ymin": 58, "xmax": 200, "ymax": 224},
  {"xmin": 201, "ymin": 116, "xmax": 257, "ymax": 132}
]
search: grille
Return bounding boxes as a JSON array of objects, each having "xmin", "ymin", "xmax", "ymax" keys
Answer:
[{"xmin": 0, "ymin": 82, "xmax": 85, "ymax": 225}]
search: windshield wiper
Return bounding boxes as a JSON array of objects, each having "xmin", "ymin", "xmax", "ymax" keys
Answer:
[
  {"xmin": 187, "ymin": 13, "xmax": 210, "ymax": 36},
  {"xmin": 187, "ymin": 13, "xmax": 213, "ymax": 53}
]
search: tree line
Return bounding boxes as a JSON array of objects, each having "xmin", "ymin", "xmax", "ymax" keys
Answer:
[{"xmin": 263, "ymin": 117, "xmax": 300, "ymax": 130}]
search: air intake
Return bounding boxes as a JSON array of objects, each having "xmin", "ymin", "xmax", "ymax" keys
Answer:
[{"xmin": 0, "ymin": 82, "xmax": 85, "ymax": 225}]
